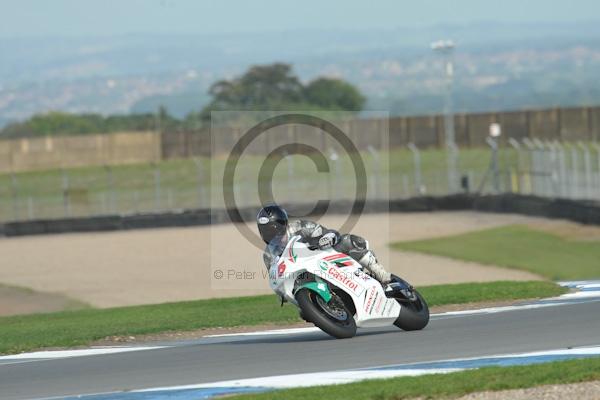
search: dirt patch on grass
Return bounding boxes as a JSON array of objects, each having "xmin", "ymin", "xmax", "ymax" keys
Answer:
[
  {"xmin": 455, "ymin": 381, "xmax": 600, "ymax": 400},
  {"xmin": 526, "ymin": 220, "xmax": 600, "ymax": 242},
  {"xmin": 0, "ymin": 211, "xmax": 554, "ymax": 311},
  {"xmin": 0, "ymin": 285, "xmax": 88, "ymax": 316}
]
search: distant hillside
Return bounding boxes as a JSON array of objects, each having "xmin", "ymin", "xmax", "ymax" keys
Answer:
[{"xmin": 2, "ymin": 22, "xmax": 600, "ymax": 127}]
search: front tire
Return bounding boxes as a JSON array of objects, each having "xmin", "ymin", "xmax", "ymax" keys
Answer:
[
  {"xmin": 394, "ymin": 290, "xmax": 430, "ymax": 331},
  {"xmin": 295, "ymin": 288, "xmax": 357, "ymax": 339}
]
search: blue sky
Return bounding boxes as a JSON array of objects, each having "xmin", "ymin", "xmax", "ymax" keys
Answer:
[{"xmin": 1, "ymin": 0, "xmax": 599, "ymax": 37}]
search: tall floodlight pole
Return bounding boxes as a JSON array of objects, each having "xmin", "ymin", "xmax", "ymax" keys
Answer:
[{"xmin": 431, "ymin": 40, "xmax": 457, "ymax": 192}]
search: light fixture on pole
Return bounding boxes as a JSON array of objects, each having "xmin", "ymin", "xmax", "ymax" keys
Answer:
[
  {"xmin": 487, "ymin": 123, "xmax": 502, "ymax": 193},
  {"xmin": 431, "ymin": 39, "xmax": 457, "ymax": 192}
]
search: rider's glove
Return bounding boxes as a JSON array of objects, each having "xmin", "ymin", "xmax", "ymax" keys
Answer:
[{"xmin": 318, "ymin": 232, "xmax": 338, "ymax": 249}]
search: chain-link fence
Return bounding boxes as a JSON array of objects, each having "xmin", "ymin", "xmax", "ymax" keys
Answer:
[
  {"xmin": 506, "ymin": 139, "xmax": 600, "ymax": 200},
  {"xmin": 2, "ymin": 136, "xmax": 600, "ymax": 223}
]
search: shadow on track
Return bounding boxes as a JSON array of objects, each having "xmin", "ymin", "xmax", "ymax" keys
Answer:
[{"xmin": 220, "ymin": 326, "xmax": 426, "ymax": 346}]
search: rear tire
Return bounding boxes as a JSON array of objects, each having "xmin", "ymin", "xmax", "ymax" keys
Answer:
[
  {"xmin": 296, "ymin": 288, "xmax": 357, "ymax": 339},
  {"xmin": 394, "ymin": 290, "xmax": 430, "ymax": 331}
]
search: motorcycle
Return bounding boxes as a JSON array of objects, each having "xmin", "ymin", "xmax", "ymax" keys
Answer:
[{"xmin": 268, "ymin": 235, "xmax": 429, "ymax": 339}]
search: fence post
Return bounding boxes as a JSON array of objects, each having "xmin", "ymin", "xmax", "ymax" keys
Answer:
[
  {"xmin": 486, "ymin": 137, "xmax": 500, "ymax": 193},
  {"xmin": 167, "ymin": 189, "xmax": 174, "ymax": 209},
  {"xmin": 329, "ymin": 149, "xmax": 340, "ymax": 201},
  {"xmin": 407, "ymin": 143, "xmax": 423, "ymax": 195},
  {"xmin": 134, "ymin": 190, "xmax": 140, "ymax": 213},
  {"xmin": 284, "ymin": 150, "xmax": 294, "ymax": 204},
  {"xmin": 569, "ymin": 144, "xmax": 580, "ymax": 199},
  {"xmin": 61, "ymin": 168, "xmax": 71, "ymax": 217},
  {"xmin": 533, "ymin": 138, "xmax": 549, "ymax": 196},
  {"xmin": 523, "ymin": 138, "xmax": 537, "ymax": 195},
  {"xmin": 193, "ymin": 157, "xmax": 206, "ymax": 209},
  {"xmin": 553, "ymin": 141, "xmax": 567, "ymax": 198},
  {"xmin": 468, "ymin": 170, "xmax": 475, "ymax": 193},
  {"xmin": 579, "ymin": 142, "xmax": 593, "ymax": 199},
  {"xmin": 402, "ymin": 174, "xmax": 410, "ymax": 198},
  {"xmin": 104, "ymin": 165, "xmax": 116, "ymax": 214},
  {"xmin": 545, "ymin": 140, "xmax": 559, "ymax": 196},
  {"xmin": 10, "ymin": 173, "xmax": 19, "ymax": 221},
  {"xmin": 100, "ymin": 192, "xmax": 108, "ymax": 214},
  {"xmin": 447, "ymin": 142, "xmax": 459, "ymax": 193},
  {"xmin": 367, "ymin": 145, "xmax": 381, "ymax": 200},
  {"xmin": 27, "ymin": 196, "xmax": 34, "ymax": 220},
  {"xmin": 594, "ymin": 143, "xmax": 600, "ymax": 199},
  {"xmin": 153, "ymin": 163, "xmax": 161, "ymax": 211},
  {"xmin": 508, "ymin": 138, "xmax": 522, "ymax": 193}
]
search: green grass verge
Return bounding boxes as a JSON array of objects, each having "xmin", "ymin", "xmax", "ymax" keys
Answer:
[
  {"xmin": 0, "ymin": 280, "xmax": 564, "ymax": 355},
  {"xmin": 232, "ymin": 357, "xmax": 600, "ymax": 400},
  {"xmin": 418, "ymin": 280, "xmax": 564, "ymax": 306},
  {"xmin": 392, "ymin": 225, "xmax": 600, "ymax": 281}
]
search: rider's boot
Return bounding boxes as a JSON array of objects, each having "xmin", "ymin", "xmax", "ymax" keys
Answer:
[
  {"xmin": 358, "ymin": 250, "xmax": 414, "ymax": 299},
  {"xmin": 384, "ymin": 280, "xmax": 418, "ymax": 300},
  {"xmin": 359, "ymin": 250, "xmax": 392, "ymax": 285}
]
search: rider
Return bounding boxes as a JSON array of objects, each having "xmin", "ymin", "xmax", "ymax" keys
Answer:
[{"xmin": 257, "ymin": 204, "xmax": 392, "ymax": 286}]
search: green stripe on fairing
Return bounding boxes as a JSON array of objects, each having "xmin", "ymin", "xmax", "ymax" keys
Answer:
[{"xmin": 296, "ymin": 281, "xmax": 332, "ymax": 302}]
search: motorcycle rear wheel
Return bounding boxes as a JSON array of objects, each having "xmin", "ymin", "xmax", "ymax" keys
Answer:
[{"xmin": 296, "ymin": 288, "xmax": 357, "ymax": 339}]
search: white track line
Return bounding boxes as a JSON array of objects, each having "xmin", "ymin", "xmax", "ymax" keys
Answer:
[
  {"xmin": 138, "ymin": 369, "xmax": 460, "ymax": 392},
  {"xmin": 5, "ymin": 281, "xmax": 599, "ymax": 362},
  {"xmin": 205, "ymin": 280, "xmax": 600, "ymax": 337},
  {"xmin": 0, "ymin": 346, "xmax": 166, "ymax": 362},
  {"xmin": 138, "ymin": 345, "xmax": 600, "ymax": 393},
  {"xmin": 204, "ymin": 326, "xmax": 322, "ymax": 338}
]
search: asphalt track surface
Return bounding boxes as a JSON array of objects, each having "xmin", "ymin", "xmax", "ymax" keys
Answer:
[{"xmin": 1, "ymin": 297, "xmax": 600, "ymax": 400}]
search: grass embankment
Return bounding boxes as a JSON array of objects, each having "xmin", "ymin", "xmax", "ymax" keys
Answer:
[
  {"xmin": 393, "ymin": 225, "xmax": 600, "ymax": 281},
  {"xmin": 232, "ymin": 357, "xmax": 600, "ymax": 400},
  {"xmin": 0, "ymin": 280, "xmax": 563, "ymax": 355}
]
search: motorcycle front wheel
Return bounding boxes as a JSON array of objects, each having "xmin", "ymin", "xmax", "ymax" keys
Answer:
[
  {"xmin": 393, "ymin": 289, "xmax": 430, "ymax": 331},
  {"xmin": 295, "ymin": 288, "xmax": 357, "ymax": 339}
]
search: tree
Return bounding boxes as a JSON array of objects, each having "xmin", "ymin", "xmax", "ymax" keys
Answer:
[
  {"xmin": 207, "ymin": 63, "xmax": 304, "ymax": 111},
  {"xmin": 200, "ymin": 63, "xmax": 366, "ymax": 120},
  {"xmin": 0, "ymin": 110, "xmax": 173, "ymax": 138},
  {"xmin": 304, "ymin": 78, "xmax": 366, "ymax": 111}
]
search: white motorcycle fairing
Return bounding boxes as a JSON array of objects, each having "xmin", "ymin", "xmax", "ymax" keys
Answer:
[{"xmin": 268, "ymin": 236, "xmax": 401, "ymax": 328}]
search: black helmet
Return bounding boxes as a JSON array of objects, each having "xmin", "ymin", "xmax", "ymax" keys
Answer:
[{"xmin": 257, "ymin": 204, "xmax": 288, "ymax": 244}]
